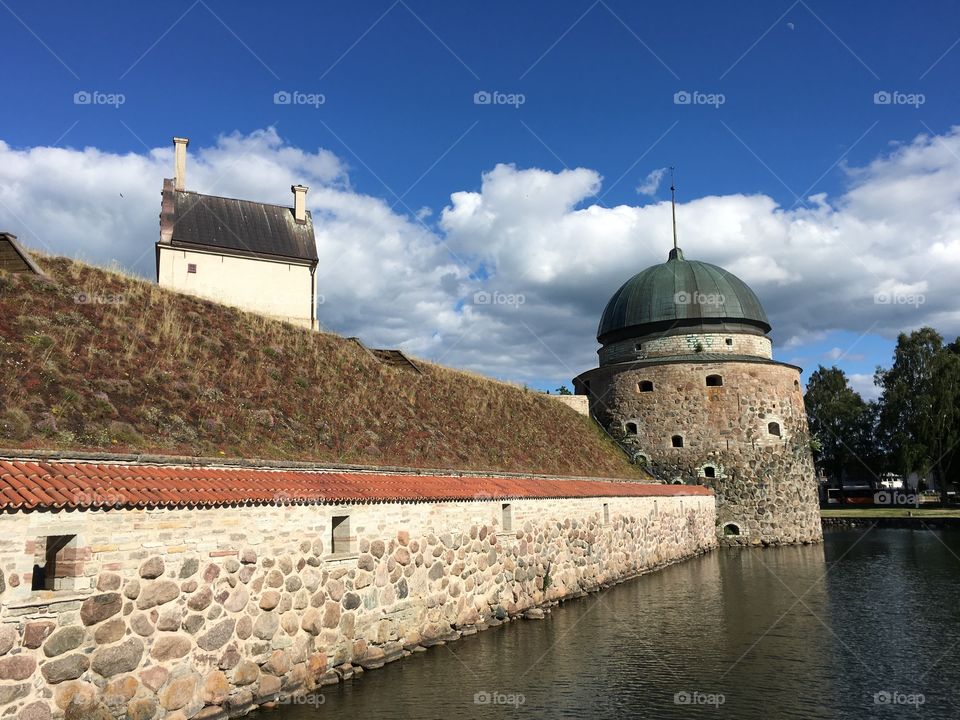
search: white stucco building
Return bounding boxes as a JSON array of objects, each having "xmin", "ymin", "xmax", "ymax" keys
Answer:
[{"xmin": 156, "ymin": 137, "xmax": 319, "ymax": 329}]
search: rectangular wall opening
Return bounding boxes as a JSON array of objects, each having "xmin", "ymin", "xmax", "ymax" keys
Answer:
[
  {"xmin": 331, "ymin": 515, "xmax": 353, "ymax": 555},
  {"xmin": 31, "ymin": 535, "xmax": 78, "ymax": 591},
  {"xmin": 501, "ymin": 503, "xmax": 512, "ymax": 532},
  {"xmin": 603, "ymin": 503, "xmax": 610, "ymax": 524}
]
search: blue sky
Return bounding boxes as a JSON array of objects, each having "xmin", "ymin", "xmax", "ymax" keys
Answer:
[{"xmin": 4, "ymin": 0, "xmax": 960, "ymax": 398}]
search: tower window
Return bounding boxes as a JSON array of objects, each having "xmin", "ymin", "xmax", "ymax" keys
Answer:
[
  {"xmin": 501, "ymin": 503, "xmax": 513, "ymax": 532},
  {"xmin": 671, "ymin": 435, "xmax": 684, "ymax": 448},
  {"xmin": 703, "ymin": 465, "xmax": 716, "ymax": 479},
  {"xmin": 625, "ymin": 422, "xmax": 638, "ymax": 435},
  {"xmin": 603, "ymin": 503, "xmax": 610, "ymax": 524},
  {"xmin": 706, "ymin": 374, "xmax": 723, "ymax": 387},
  {"xmin": 638, "ymin": 380, "xmax": 654, "ymax": 392},
  {"xmin": 768, "ymin": 421, "xmax": 781, "ymax": 437},
  {"xmin": 725, "ymin": 338, "xmax": 733, "ymax": 346}
]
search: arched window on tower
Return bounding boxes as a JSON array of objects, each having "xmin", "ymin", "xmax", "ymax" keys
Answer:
[
  {"xmin": 671, "ymin": 435, "xmax": 684, "ymax": 448},
  {"xmin": 767, "ymin": 421, "xmax": 781, "ymax": 437},
  {"xmin": 638, "ymin": 380, "xmax": 654, "ymax": 392},
  {"xmin": 625, "ymin": 422, "xmax": 638, "ymax": 435},
  {"xmin": 706, "ymin": 374, "xmax": 723, "ymax": 387},
  {"xmin": 703, "ymin": 465, "xmax": 716, "ymax": 479}
]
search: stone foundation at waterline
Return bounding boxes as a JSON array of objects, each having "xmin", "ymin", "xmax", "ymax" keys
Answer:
[{"xmin": 0, "ymin": 489, "xmax": 715, "ymax": 719}]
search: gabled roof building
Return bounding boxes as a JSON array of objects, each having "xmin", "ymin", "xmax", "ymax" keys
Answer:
[{"xmin": 156, "ymin": 137, "xmax": 319, "ymax": 329}]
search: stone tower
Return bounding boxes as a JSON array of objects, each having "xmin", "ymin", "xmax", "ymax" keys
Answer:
[{"xmin": 573, "ymin": 246, "xmax": 822, "ymax": 547}]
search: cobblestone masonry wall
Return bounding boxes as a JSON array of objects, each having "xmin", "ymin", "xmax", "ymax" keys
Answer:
[
  {"xmin": 599, "ymin": 332, "xmax": 772, "ymax": 365},
  {"xmin": 0, "ymin": 494, "xmax": 715, "ymax": 719},
  {"xmin": 582, "ymin": 359, "xmax": 822, "ymax": 547}
]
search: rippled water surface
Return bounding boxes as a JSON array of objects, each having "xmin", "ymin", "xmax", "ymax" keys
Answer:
[{"xmin": 261, "ymin": 529, "xmax": 960, "ymax": 719}]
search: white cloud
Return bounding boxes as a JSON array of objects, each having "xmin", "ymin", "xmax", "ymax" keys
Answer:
[
  {"xmin": 3, "ymin": 126, "xmax": 960, "ymax": 388},
  {"xmin": 849, "ymin": 373, "xmax": 882, "ymax": 402},
  {"xmin": 636, "ymin": 167, "xmax": 667, "ymax": 196}
]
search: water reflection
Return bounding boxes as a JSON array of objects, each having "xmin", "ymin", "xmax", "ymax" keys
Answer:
[{"xmin": 260, "ymin": 530, "xmax": 959, "ymax": 719}]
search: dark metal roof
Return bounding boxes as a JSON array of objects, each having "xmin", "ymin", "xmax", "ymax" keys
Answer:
[
  {"xmin": 158, "ymin": 179, "xmax": 317, "ymax": 264},
  {"xmin": 0, "ymin": 233, "xmax": 46, "ymax": 276},
  {"xmin": 597, "ymin": 247, "xmax": 770, "ymax": 343}
]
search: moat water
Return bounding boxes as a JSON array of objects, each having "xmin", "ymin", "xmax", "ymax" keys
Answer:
[{"xmin": 261, "ymin": 528, "xmax": 960, "ymax": 719}]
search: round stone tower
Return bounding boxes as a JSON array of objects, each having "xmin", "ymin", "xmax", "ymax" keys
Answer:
[{"xmin": 573, "ymin": 246, "xmax": 822, "ymax": 547}]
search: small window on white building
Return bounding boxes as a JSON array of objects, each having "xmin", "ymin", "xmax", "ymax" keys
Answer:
[
  {"xmin": 331, "ymin": 515, "xmax": 353, "ymax": 555},
  {"xmin": 501, "ymin": 503, "xmax": 513, "ymax": 532},
  {"xmin": 187, "ymin": 263, "xmax": 197, "ymax": 274},
  {"xmin": 725, "ymin": 338, "xmax": 733, "ymax": 346}
]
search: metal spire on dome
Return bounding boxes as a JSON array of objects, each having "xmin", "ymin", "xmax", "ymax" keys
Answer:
[{"xmin": 668, "ymin": 167, "xmax": 683, "ymax": 261}]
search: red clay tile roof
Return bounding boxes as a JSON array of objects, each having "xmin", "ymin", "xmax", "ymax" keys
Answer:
[{"xmin": 0, "ymin": 461, "xmax": 712, "ymax": 511}]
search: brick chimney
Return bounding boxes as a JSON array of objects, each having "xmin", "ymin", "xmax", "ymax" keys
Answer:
[
  {"xmin": 173, "ymin": 137, "xmax": 189, "ymax": 191},
  {"xmin": 292, "ymin": 185, "xmax": 308, "ymax": 224}
]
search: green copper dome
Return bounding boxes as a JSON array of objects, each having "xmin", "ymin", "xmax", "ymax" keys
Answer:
[{"xmin": 597, "ymin": 247, "xmax": 771, "ymax": 343}]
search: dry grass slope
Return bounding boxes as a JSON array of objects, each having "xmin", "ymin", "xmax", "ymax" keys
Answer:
[{"xmin": 0, "ymin": 256, "xmax": 645, "ymax": 479}]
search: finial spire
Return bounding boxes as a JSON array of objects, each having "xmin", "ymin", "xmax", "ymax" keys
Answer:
[{"xmin": 670, "ymin": 166, "xmax": 678, "ymax": 252}]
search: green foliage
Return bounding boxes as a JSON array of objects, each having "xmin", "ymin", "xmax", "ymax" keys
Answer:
[
  {"xmin": 804, "ymin": 366, "xmax": 880, "ymax": 482},
  {"xmin": 554, "ymin": 385, "xmax": 573, "ymax": 395}
]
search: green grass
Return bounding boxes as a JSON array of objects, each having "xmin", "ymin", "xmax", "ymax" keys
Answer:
[
  {"xmin": 0, "ymin": 254, "xmax": 648, "ymax": 479},
  {"xmin": 821, "ymin": 508, "xmax": 960, "ymax": 519}
]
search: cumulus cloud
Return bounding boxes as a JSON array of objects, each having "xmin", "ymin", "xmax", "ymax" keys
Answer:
[
  {"xmin": 636, "ymin": 167, "xmax": 668, "ymax": 196},
  {"xmin": 2, "ymin": 126, "xmax": 960, "ymax": 389}
]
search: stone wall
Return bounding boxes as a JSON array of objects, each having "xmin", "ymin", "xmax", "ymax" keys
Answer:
[
  {"xmin": 549, "ymin": 395, "xmax": 590, "ymax": 415},
  {"xmin": 598, "ymin": 332, "xmax": 772, "ymax": 365},
  {"xmin": 578, "ymin": 359, "xmax": 822, "ymax": 547},
  {"xmin": 0, "ymin": 493, "xmax": 715, "ymax": 719}
]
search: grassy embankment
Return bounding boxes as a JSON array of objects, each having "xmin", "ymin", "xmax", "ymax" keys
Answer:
[{"xmin": 0, "ymin": 254, "xmax": 646, "ymax": 479}]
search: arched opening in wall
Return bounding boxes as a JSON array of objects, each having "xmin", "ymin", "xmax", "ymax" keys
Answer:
[
  {"xmin": 768, "ymin": 421, "xmax": 782, "ymax": 437},
  {"xmin": 672, "ymin": 478, "xmax": 684, "ymax": 485},
  {"xmin": 638, "ymin": 380, "xmax": 654, "ymax": 392},
  {"xmin": 794, "ymin": 380, "xmax": 800, "ymax": 390},
  {"xmin": 706, "ymin": 374, "xmax": 723, "ymax": 387},
  {"xmin": 671, "ymin": 435, "xmax": 684, "ymax": 448},
  {"xmin": 722, "ymin": 523, "xmax": 742, "ymax": 536},
  {"xmin": 625, "ymin": 422, "xmax": 638, "ymax": 435},
  {"xmin": 703, "ymin": 465, "xmax": 716, "ymax": 479}
]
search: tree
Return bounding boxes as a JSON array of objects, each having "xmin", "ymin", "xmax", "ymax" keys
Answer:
[
  {"xmin": 555, "ymin": 385, "xmax": 573, "ymax": 396},
  {"xmin": 876, "ymin": 328, "xmax": 960, "ymax": 501},
  {"xmin": 804, "ymin": 366, "xmax": 878, "ymax": 483}
]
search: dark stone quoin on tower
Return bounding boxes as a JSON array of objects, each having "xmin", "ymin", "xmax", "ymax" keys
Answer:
[{"xmin": 573, "ymin": 246, "xmax": 823, "ymax": 547}]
